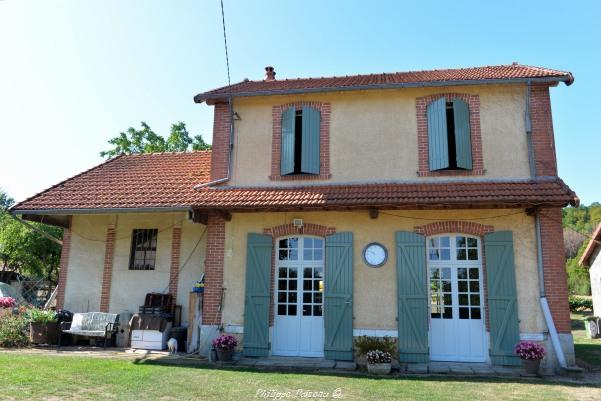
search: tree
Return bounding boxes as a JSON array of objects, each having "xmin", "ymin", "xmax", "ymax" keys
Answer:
[{"xmin": 100, "ymin": 121, "xmax": 211, "ymax": 158}]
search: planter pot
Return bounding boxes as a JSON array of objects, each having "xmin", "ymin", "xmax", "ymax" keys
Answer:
[
  {"xmin": 30, "ymin": 322, "xmax": 59, "ymax": 345},
  {"xmin": 522, "ymin": 359, "xmax": 542, "ymax": 375},
  {"xmin": 584, "ymin": 318, "xmax": 600, "ymax": 339},
  {"xmin": 367, "ymin": 362, "xmax": 391, "ymax": 375},
  {"xmin": 216, "ymin": 348, "xmax": 234, "ymax": 362}
]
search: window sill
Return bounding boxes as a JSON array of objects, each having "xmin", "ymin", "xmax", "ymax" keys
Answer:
[
  {"xmin": 417, "ymin": 169, "xmax": 485, "ymax": 177},
  {"xmin": 269, "ymin": 173, "xmax": 332, "ymax": 181}
]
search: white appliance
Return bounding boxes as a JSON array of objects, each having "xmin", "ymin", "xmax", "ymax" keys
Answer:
[{"xmin": 131, "ymin": 322, "xmax": 172, "ymax": 350}]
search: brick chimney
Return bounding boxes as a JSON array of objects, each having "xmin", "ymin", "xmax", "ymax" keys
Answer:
[{"xmin": 264, "ymin": 66, "xmax": 276, "ymax": 81}]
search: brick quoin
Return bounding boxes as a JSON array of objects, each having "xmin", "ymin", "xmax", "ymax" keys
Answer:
[
  {"xmin": 415, "ymin": 220, "xmax": 494, "ymax": 330},
  {"xmin": 264, "ymin": 223, "xmax": 336, "ymax": 326},
  {"xmin": 270, "ymin": 102, "xmax": 331, "ymax": 181},
  {"xmin": 55, "ymin": 218, "xmax": 72, "ymax": 310},
  {"xmin": 99, "ymin": 225, "xmax": 116, "ymax": 313},
  {"xmin": 415, "ymin": 93, "xmax": 484, "ymax": 177},
  {"xmin": 169, "ymin": 226, "xmax": 182, "ymax": 300},
  {"xmin": 210, "ymin": 102, "xmax": 231, "ymax": 181},
  {"xmin": 539, "ymin": 208, "xmax": 571, "ymax": 333},
  {"xmin": 530, "ymin": 84, "xmax": 558, "ymax": 177},
  {"xmin": 202, "ymin": 214, "xmax": 226, "ymax": 325}
]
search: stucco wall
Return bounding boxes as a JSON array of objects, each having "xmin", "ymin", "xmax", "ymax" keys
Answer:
[
  {"xmin": 64, "ymin": 213, "xmax": 206, "ymax": 325},
  {"xmin": 221, "ymin": 209, "xmax": 545, "ymax": 335},
  {"xmin": 228, "ymin": 84, "xmax": 530, "ymax": 186},
  {"xmin": 590, "ymin": 247, "xmax": 601, "ymax": 317}
]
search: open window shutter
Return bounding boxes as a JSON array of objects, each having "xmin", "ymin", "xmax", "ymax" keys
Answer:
[
  {"xmin": 280, "ymin": 107, "xmax": 296, "ymax": 175},
  {"xmin": 427, "ymin": 97, "xmax": 449, "ymax": 171},
  {"xmin": 243, "ymin": 233, "xmax": 272, "ymax": 357},
  {"xmin": 324, "ymin": 232, "xmax": 354, "ymax": 361},
  {"xmin": 484, "ymin": 231, "xmax": 521, "ymax": 366},
  {"xmin": 395, "ymin": 231, "xmax": 429, "ymax": 363},
  {"xmin": 301, "ymin": 106, "xmax": 321, "ymax": 174},
  {"xmin": 453, "ymin": 98, "xmax": 473, "ymax": 170}
]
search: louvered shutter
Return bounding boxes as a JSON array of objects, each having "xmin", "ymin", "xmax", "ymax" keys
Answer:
[
  {"xmin": 301, "ymin": 106, "xmax": 320, "ymax": 174},
  {"xmin": 280, "ymin": 107, "xmax": 295, "ymax": 175},
  {"xmin": 484, "ymin": 231, "xmax": 521, "ymax": 366},
  {"xmin": 243, "ymin": 233, "xmax": 272, "ymax": 357},
  {"xmin": 453, "ymin": 98, "xmax": 473, "ymax": 170},
  {"xmin": 427, "ymin": 97, "xmax": 449, "ymax": 171},
  {"xmin": 396, "ymin": 231, "xmax": 429, "ymax": 363},
  {"xmin": 324, "ymin": 232, "xmax": 354, "ymax": 361}
]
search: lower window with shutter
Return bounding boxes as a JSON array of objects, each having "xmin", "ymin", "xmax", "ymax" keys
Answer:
[{"xmin": 129, "ymin": 229, "xmax": 158, "ymax": 270}]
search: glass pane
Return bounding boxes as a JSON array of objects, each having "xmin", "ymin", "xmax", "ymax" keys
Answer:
[
  {"xmin": 457, "ymin": 268, "xmax": 468, "ymax": 280},
  {"xmin": 304, "ymin": 237, "xmax": 313, "ymax": 248},
  {"xmin": 443, "ymin": 307, "xmax": 453, "ymax": 319},
  {"xmin": 313, "ymin": 305, "xmax": 322, "ymax": 316},
  {"xmin": 303, "ymin": 280, "xmax": 311, "ymax": 291},
  {"xmin": 289, "ymin": 250, "xmax": 298, "ymax": 260},
  {"xmin": 278, "ymin": 268, "xmax": 287, "ymax": 278},
  {"xmin": 314, "ymin": 293, "xmax": 322, "ymax": 304},
  {"xmin": 457, "ymin": 249, "xmax": 467, "ymax": 260},
  {"xmin": 456, "ymin": 236, "xmax": 466, "ymax": 247},
  {"xmin": 440, "ymin": 237, "xmax": 450, "ymax": 247},
  {"xmin": 279, "ymin": 250, "xmax": 288, "ymax": 260},
  {"xmin": 288, "ymin": 292, "xmax": 297, "ymax": 303},
  {"xmin": 303, "ymin": 293, "xmax": 311, "ymax": 303},
  {"xmin": 289, "ymin": 238, "xmax": 298, "ymax": 249},
  {"xmin": 314, "ymin": 249, "xmax": 323, "ymax": 261},
  {"xmin": 278, "ymin": 280, "xmax": 286, "ymax": 290},
  {"xmin": 313, "ymin": 279, "xmax": 320, "ymax": 291},
  {"xmin": 429, "ymin": 238, "xmax": 438, "ymax": 248},
  {"xmin": 468, "ymin": 249, "xmax": 478, "ymax": 260},
  {"xmin": 430, "ymin": 280, "xmax": 440, "ymax": 292},
  {"xmin": 288, "ymin": 305, "xmax": 297, "ymax": 315},
  {"xmin": 314, "ymin": 239, "xmax": 323, "ymax": 248},
  {"xmin": 470, "ymin": 295, "xmax": 480, "ymax": 306},
  {"xmin": 442, "ymin": 281, "xmax": 452, "ymax": 292},
  {"xmin": 430, "ymin": 269, "xmax": 440, "ymax": 279},
  {"xmin": 289, "ymin": 269, "xmax": 298, "ymax": 278},
  {"xmin": 314, "ymin": 268, "xmax": 323, "ymax": 278},
  {"xmin": 469, "ymin": 268, "xmax": 479, "ymax": 279},
  {"xmin": 429, "ymin": 249, "xmax": 439, "ymax": 260},
  {"xmin": 467, "ymin": 237, "xmax": 478, "ymax": 247},
  {"xmin": 289, "ymin": 280, "xmax": 297, "ymax": 290},
  {"xmin": 279, "ymin": 239, "xmax": 289, "ymax": 248},
  {"xmin": 471, "ymin": 308, "xmax": 481, "ymax": 319},
  {"xmin": 440, "ymin": 249, "xmax": 451, "ymax": 260},
  {"xmin": 469, "ymin": 281, "xmax": 479, "ymax": 292},
  {"xmin": 458, "ymin": 281, "xmax": 468, "ymax": 292},
  {"xmin": 304, "ymin": 268, "xmax": 312, "ymax": 278},
  {"xmin": 443, "ymin": 294, "xmax": 452, "ymax": 305},
  {"xmin": 459, "ymin": 294, "xmax": 468, "ymax": 306},
  {"xmin": 304, "ymin": 250, "xmax": 312, "ymax": 260},
  {"xmin": 278, "ymin": 305, "xmax": 286, "ymax": 316},
  {"xmin": 459, "ymin": 307, "xmax": 470, "ymax": 319},
  {"xmin": 441, "ymin": 268, "xmax": 451, "ymax": 280},
  {"xmin": 278, "ymin": 292, "xmax": 286, "ymax": 303},
  {"xmin": 303, "ymin": 306, "xmax": 311, "ymax": 316}
]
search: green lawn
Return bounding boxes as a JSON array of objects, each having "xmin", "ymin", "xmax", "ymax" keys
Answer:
[
  {"xmin": 0, "ymin": 353, "xmax": 600, "ymax": 401},
  {"xmin": 572, "ymin": 311, "xmax": 601, "ymax": 368}
]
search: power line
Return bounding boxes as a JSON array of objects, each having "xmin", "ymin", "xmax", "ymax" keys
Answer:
[{"xmin": 220, "ymin": 0, "xmax": 231, "ymax": 87}]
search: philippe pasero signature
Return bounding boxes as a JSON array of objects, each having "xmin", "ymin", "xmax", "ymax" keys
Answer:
[{"xmin": 255, "ymin": 388, "xmax": 343, "ymax": 399}]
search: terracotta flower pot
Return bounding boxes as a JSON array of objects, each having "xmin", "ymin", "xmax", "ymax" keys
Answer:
[
  {"xmin": 522, "ymin": 359, "xmax": 541, "ymax": 375},
  {"xmin": 216, "ymin": 348, "xmax": 234, "ymax": 361},
  {"xmin": 367, "ymin": 362, "xmax": 391, "ymax": 375},
  {"xmin": 30, "ymin": 322, "xmax": 59, "ymax": 345}
]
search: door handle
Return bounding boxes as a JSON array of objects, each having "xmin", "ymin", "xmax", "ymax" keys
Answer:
[{"xmin": 344, "ymin": 300, "xmax": 351, "ymax": 305}]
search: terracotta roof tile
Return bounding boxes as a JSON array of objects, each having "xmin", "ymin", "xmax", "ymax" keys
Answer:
[
  {"xmin": 194, "ymin": 64, "xmax": 573, "ymax": 103},
  {"xmin": 11, "ymin": 151, "xmax": 212, "ymax": 212}
]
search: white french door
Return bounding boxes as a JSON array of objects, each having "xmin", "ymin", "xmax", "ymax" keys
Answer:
[
  {"xmin": 428, "ymin": 234, "xmax": 488, "ymax": 362},
  {"xmin": 272, "ymin": 236, "xmax": 325, "ymax": 357}
]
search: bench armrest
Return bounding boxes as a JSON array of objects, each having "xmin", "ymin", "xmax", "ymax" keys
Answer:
[
  {"xmin": 105, "ymin": 322, "xmax": 119, "ymax": 334},
  {"xmin": 60, "ymin": 321, "xmax": 72, "ymax": 331}
]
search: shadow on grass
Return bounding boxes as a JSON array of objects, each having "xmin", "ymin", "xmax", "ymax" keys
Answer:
[{"xmin": 133, "ymin": 356, "xmax": 601, "ymax": 388}]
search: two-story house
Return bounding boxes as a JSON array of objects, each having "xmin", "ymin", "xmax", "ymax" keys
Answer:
[{"xmin": 10, "ymin": 64, "xmax": 578, "ymax": 371}]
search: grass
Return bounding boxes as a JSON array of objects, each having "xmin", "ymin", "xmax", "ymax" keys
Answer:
[
  {"xmin": 0, "ymin": 353, "xmax": 600, "ymax": 401},
  {"xmin": 571, "ymin": 311, "xmax": 601, "ymax": 368}
]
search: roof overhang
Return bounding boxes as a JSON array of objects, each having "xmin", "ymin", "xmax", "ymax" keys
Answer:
[{"xmin": 579, "ymin": 223, "xmax": 601, "ymax": 267}]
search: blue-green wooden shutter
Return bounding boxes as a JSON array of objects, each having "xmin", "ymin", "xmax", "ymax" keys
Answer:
[
  {"xmin": 453, "ymin": 98, "xmax": 473, "ymax": 170},
  {"xmin": 301, "ymin": 106, "xmax": 320, "ymax": 174},
  {"xmin": 243, "ymin": 233, "xmax": 272, "ymax": 357},
  {"xmin": 484, "ymin": 231, "xmax": 521, "ymax": 366},
  {"xmin": 324, "ymin": 232, "xmax": 354, "ymax": 361},
  {"xmin": 427, "ymin": 97, "xmax": 449, "ymax": 171},
  {"xmin": 395, "ymin": 231, "xmax": 429, "ymax": 363},
  {"xmin": 280, "ymin": 107, "xmax": 295, "ymax": 175}
]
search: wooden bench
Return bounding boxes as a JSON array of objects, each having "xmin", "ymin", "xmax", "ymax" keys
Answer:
[{"xmin": 59, "ymin": 312, "xmax": 119, "ymax": 349}]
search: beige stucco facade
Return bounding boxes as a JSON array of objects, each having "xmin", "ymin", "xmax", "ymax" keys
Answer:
[
  {"xmin": 229, "ymin": 84, "xmax": 530, "ymax": 186},
  {"xmin": 220, "ymin": 209, "xmax": 546, "ymax": 336},
  {"xmin": 589, "ymin": 247, "xmax": 601, "ymax": 317},
  {"xmin": 64, "ymin": 212, "xmax": 206, "ymax": 325}
]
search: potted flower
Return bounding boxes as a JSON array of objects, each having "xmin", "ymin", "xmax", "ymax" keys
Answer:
[
  {"xmin": 514, "ymin": 341, "xmax": 546, "ymax": 375},
  {"xmin": 0, "ymin": 296, "xmax": 16, "ymax": 309},
  {"xmin": 366, "ymin": 349, "xmax": 392, "ymax": 374},
  {"xmin": 27, "ymin": 309, "xmax": 59, "ymax": 345},
  {"xmin": 212, "ymin": 334, "xmax": 237, "ymax": 361}
]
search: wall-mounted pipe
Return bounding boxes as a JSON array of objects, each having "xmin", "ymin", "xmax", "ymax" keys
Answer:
[{"xmin": 525, "ymin": 80, "xmax": 537, "ymax": 178}]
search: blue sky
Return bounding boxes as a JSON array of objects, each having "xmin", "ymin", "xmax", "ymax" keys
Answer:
[{"xmin": 1, "ymin": 0, "xmax": 599, "ymax": 204}]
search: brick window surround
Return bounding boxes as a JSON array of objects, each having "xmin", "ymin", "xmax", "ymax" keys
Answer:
[
  {"xmin": 168, "ymin": 225, "xmax": 182, "ymax": 300},
  {"xmin": 414, "ymin": 220, "xmax": 494, "ymax": 330},
  {"xmin": 55, "ymin": 218, "xmax": 72, "ymax": 310},
  {"xmin": 99, "ymin": 224, "xmax": 116, "ymax": 313},
  {"xmin": 270, "ymin": 102, "xmax": 331, "ymax": 181},
  {"xmin": 264, "ymin": 223, "xmax": 336, "ymax": 326},
  {"xmin": 416, "ymin": 93, "xmax": 484, "ymax": 177}
]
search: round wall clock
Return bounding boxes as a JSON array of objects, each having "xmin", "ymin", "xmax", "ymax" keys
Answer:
[{"xmin": 362, "ymin": 242, "xmax": 388, "ymax": 268}]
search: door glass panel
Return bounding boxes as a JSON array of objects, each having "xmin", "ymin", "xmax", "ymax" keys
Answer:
[
  {"xmin": 301, "ymin": 266, "xmax": 324, "ymax": 316},
  {"xmin": 430, "ymin": 267, "xmax": 453, "ymax": 319},
  {"xmin": 278, "ymin": 237, "xmax": 299, "ymax": 261},
  {"xmin": 276, "ymin": 267, "xmax": 298, "ymax": 316},
  {"xmin": 457, "ymin": 264, "xmax": 482, "ymax": 320},
  {"xmin": 428, "ymin": 237, "xmax": 451, "ymax": 261}
]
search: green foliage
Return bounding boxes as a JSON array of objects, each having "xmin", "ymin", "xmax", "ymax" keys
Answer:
[
  {"xmin": 0, "ymin": 189, "xmax": 62, "ymax": 282},
  {"xmin": 0, "ymin": 309, "xmax": 29, "ymax": 348},
  {"xmin": 563, "ymin": 203, "xmax": 601, "ymax": 235},
  {"xmin": 100, "ymin": 121, "xmax": 211, "ymax": 158},
  {"xmin": 354, "ymin": 336, "xmax": 397, "ymax": 357},
  {"xmin": 26, "ymin": 308, "xmax": 57, "ymax": 323},
  {"xmin": 569, "ymin": 295, "xmax": 593, "ymax": 312}
]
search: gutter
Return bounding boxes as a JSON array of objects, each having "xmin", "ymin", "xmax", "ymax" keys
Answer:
[
  {"xmin": 194, "ymin": 96, "xmax": 235, "ymax": 189},
  {"xmin": 10, "ymin": 206, "xmax": 192, "ymax": 215},
  {"xmin": 195, "ymin": 75, "xmax": 574, "ymax": 104}
]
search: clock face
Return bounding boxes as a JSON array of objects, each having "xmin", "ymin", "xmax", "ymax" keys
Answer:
[{"xmin": 363, "ymin": 243, "xmax": 387, "ymax": 267}]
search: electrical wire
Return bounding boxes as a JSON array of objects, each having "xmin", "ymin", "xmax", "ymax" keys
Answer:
[
  {"xmin": 161, "ymin": 225, "xmax": 208, "ymax": 293},
  {"xmin": 220, "ymin": 0, "xmax": 231, "ymax": 87},
  {"xmin": 379, "ymin": 210, "xmax": 526, "ymax": 222},
  {"xmin": 70, "ymin": 218, "xmax": 187, "ymax": 243}
]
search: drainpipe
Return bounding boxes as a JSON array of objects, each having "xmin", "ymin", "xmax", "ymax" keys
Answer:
[
  {"xmin": 525, "ymin": 80, "xmax": 537, "ymax": 178},
  {"xmin": 194, "ymin": 96, "xmax": 235, "ymax": 189}
]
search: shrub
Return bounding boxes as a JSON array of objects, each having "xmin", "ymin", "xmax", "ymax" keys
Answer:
[
  {"xmin": 26, "ymin": 308, "xmax": 57, "ymax": 324},
  {"xmin": 0, "ymin": 309, "xmax": 29, "ymax": 348},
  {"xmin": 366, "ymin": 350, "xmax": 392, "ymax": 364},
  {"xmin": 514, "ymin": 341, "xmax": 546, "ymax": 360},
  {"xmin": 0, "ymin": 297, "xmax": 16, "ymax": 308},
  {"xmin": 569, "ymin": 295, "xmax": 593, "ymax": 312},
  {"xmin": 212, "ymin": 334, "xmax": 237, "ymax": 351},
  {"xmin": 355, "ymin": 336, "xmax": 396, "ymax": 357}
]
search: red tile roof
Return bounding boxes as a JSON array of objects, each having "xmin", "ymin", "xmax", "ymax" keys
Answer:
[
  {"xmin": 194, "ymin": 64, "xmax": 573, "ymax": 104},
  {"xmin": 11, "ymin": 151, "xmax": 212, "ymax": 212},
  {"xmin": 192, "ymin": 178, "xmax": 578, "ymax": 211},
  {"xmin": 579, "ymin": 222, "xmax": 601, "ymax": 267}
]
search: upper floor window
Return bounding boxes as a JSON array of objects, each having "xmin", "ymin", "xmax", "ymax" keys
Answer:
[
  {"xmin": 281, "ymin": 106, "xmax": 320, "ymax": 175},
  {"xmin": 427, "ymin": 97, "xmax": 472, "ymax": 171},
  {"xmin": 129, "ymin": 229, "xmax": 158, "ymax": 270}
]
